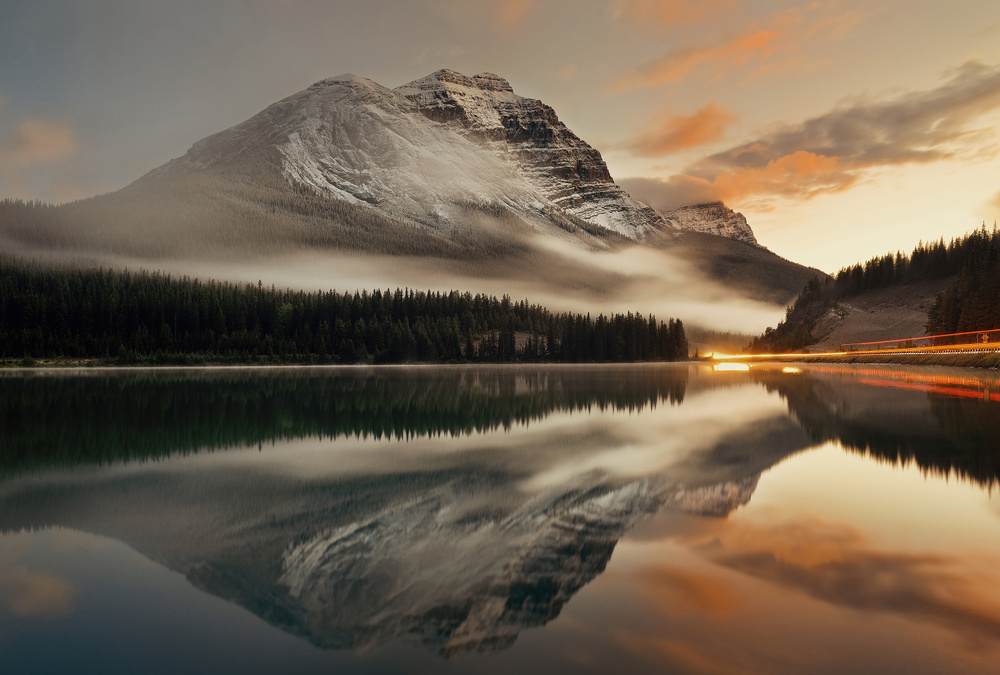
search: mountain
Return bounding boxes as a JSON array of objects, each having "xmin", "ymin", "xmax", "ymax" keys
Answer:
[
  {"xmin": 75, "ymin": 68, "xmax": 665, "ymax": 257},
  {"xmin": 0, "ymin": 69, "xmax": 821, "ymax": 329},
  {"xmin": 660, "ymin": 202, "xmax": 758, "ymax": 246}
]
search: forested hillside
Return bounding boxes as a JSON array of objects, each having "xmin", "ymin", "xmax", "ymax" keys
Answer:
[
  {"xmin": 925, "ymin": 227, "xmax": 1000, "ymax": 334},
  {"xmin": 750, "ymin": 225, "xmax": 1000, "ymax": 352},
  {"xmin": 0, "ymin": 257, "xmax": 687, "ymax": 364}
]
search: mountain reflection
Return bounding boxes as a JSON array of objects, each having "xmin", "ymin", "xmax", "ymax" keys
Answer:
[{"xmin": 2, "ymin": 363, "xmax": 1000, "ymax": 660}]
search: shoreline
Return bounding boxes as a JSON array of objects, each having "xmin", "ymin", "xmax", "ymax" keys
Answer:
[
  {"xmin": 4, "ymin": 355, "xmax": 1000, "ymax": 370},
  {"xmin": 725, "ymin": 352, "xmax": 1000, "ymax": 369}
]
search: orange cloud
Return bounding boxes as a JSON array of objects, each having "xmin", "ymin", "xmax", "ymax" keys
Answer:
[
  {"xmin": 653, "ymin": 60, "xmax": 1000, "ymax": 208},
  {"xmin": 613, "ymin": 0, "xmax": 742, "ymax": 27},
  {"xmin": 614, "ymin": 29, "xmax": 780, "ymax": 90},
  {"xmin": 627, "ymin": 103, "xmax": 737, "ymax": 156},
  {"xmin": 556, "ymin": 64, "xmax": 578, "ymax": 80},
  {"xmin": 496, "ymin": 0, "xmax": 533, "ymax": 30},
  {"xmin": 54, "ymin": 179, "xmax": 116, "ymax": 204},
  {"xmin": 711, "ymin": 151, "xmax": 855, "ymax": 202},
  {"xmin": 623, "ymin": 151, "xmax": 854, "ymax": 211},
  {"xmin": 612, "ymin": 3, "xmax": 865, "ymax": 90},
  {"xmin": 0, "ymin": 119, "xmax": 77, "ymax": 166}
]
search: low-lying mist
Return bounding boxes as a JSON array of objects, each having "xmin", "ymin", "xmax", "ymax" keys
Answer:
[{"xmin": 2, "ymin": 230, "xmax": 788, "ymax": 335}]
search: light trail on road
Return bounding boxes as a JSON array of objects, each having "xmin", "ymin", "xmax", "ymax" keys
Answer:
[{"xmin": 709, "ymin": 327, "xmax": 1000, "ymax": 361}]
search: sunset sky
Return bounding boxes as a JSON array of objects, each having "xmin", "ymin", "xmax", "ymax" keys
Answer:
[{"xmin": 2, "ymin": 0, "xmax": 1000, "ymax": 272}]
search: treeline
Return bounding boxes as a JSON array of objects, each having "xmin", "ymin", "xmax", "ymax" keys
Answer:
[
  {"xmin": 0, "ymin": 368, "xmax": 689, "ymax": 475},
  {"xmin": 750, "ymin": 224, "xmax": 1000, "ymax": 352},
  {"xmin": 0, "ymin": 257, "xmax": 687, "ymax": 364},
  {"xmin": 747, "ymin": 276, "xmax": 834, "ymax": 353},
  {"xmin": 758, "ymin": 369, "xmax": 1000, "ymax": 488},
  {"xmin": 925, "ymin": 227, "xmax": 1000, "ymax": 334},
  {"xmin": 831, "ymin": 225, "xmax": 999, "ymax": 296}
]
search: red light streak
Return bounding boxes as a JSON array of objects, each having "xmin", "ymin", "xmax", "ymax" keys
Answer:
[
  {"xmin": 807, "ymin": 365, "xmax": 989, "ymax": 388},
  {"xmin": 857, "ymin": 377, "xmax": 1000, "ymax": 401},
  {"xmin": 709, "ymin": 360, "xmax": 1000, "ymax": 400},
  {"xmin": 844, "ymin": 327, "xmax": 1000, "ymax": 347}
]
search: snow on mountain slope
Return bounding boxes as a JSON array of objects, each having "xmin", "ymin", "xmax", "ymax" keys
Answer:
[
  {"xmin": 153, "ymin": 69, "xmax": 664, "ymax": 242},
  {"xmin": 616, "ymin": 177, "xmax": 762, "ymax": 247},
  {"xmin": 395, "ymin": 69, "xmax": 662, "ymax": 238},
  {"xmin": 275, "ymin": 75, "xmax": 545, "ymax": 224},
  {"xmin": 660, "ymin": 202, "xmax": 759, "ymax": 246}
]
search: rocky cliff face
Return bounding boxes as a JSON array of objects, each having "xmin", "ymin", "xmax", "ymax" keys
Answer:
[
  {"xmin": 661, "ymin": 202, "xmax": 759, "ymax": 246},
  {"xmin": 395, "ymin": 70, "xmax": 661, "ymax": 237}
]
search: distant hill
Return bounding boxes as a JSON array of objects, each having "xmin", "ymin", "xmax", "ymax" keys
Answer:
[
  {"xmin": 750, "ymin": 226, "xmax": 1000, "ymax": 352},
  {"xmin": 669, "ymin": 231, "xmax": 824, "ymax": 305}
]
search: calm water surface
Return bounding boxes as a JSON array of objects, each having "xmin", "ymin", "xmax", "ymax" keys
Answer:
[{"xmin": 1, "ymin": 363, "xmax": 999, "ymax": 674}]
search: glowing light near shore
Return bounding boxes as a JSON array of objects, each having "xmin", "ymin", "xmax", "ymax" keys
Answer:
[{"xmin": 713, "ymin": 362, "xmax": 750, "ymax": 372}]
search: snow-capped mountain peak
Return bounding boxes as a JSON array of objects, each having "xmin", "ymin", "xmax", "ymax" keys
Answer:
[
  {"xmin": 661, "ymin": 201, "xmax": 759, "ymax": 246},
  {"xmin": 152, "ymin": 68, "xmax": 664, "ymax": 242}
]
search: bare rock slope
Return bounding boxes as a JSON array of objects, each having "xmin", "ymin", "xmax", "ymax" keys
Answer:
[
  {"xmin": 808, "ymin": 279, "xmax": 948, "ymax": 351},
  {"xmin": 661, "ymin": 202, "xmax": 758, "ymax": 247}
]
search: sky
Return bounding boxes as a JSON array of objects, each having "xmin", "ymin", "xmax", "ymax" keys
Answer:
[{"xmin": 2, "ymin": 0, "xmax": 1000, "ymax": 273}]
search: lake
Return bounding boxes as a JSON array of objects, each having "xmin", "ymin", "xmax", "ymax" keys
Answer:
[{"xmin": 1, "ymin": 363, "xmax": 999, "ymax": 674}]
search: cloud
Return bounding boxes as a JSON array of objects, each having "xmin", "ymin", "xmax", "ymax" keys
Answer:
[
  {"xmin": 627, "ymin": 103, "xmax": 737, "ymax": 156},
  {"xmin": 496, "ymin": 0, "xmax": 533, "ymax": 30},
  {"xmin": 974, "ymin": 20, "xmax": 1000, "ymax": 39},
  {"xmin": 710, "ymin": 150, "xmax": 854, "ymax": 201},
  {"xmin": 619, "ymin": 175, "xmax": 726, "ymax": 212},
  {"xmin": 612, "ymin": 4, "xmax": 865, "ymax": 90},
  {"xmin": 0, "ymin": 119, "xmax": 76, "ymax": 166},
  {"xmin": 616, "ymin": 632, "xmax": 740, "ymax": 675},
  {"xmin": 556, "ymin": 64, "xmax": 578, "ymax": 80},
  {"xmin": 620, "ymin": 152, "xmax": 852, "ymax": 211},
  {"xmin": 613, "ymin": 29, "xmax": 780, "ymax": 91},
  {"xmin": 645, "ymin": 60, "xmax": 1000, "ymax": 208},
  {"xmin": 613, "ymin": 0, "xmax": 742, "ymax": 27},
  {"xmin": 697, "ymin": 61, "xmax": 1000, "ymax": 177},
  {"xmin": 0, "ymin": 119, "xmax": 77, "ymax": 197},
  {"xmin": 54, "ymin": 179, "xmax": 116, "ymax": 204}
]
